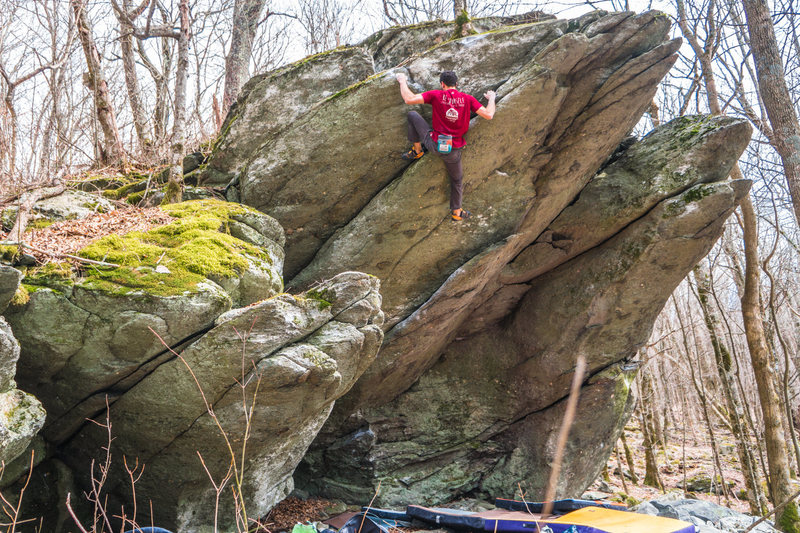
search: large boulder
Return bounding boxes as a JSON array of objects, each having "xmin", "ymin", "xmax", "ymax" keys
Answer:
[
  {"xmin": 62, "ymin": 272, "xmax": 383, "ymax": 532},
  {"xmin": 0, "ymin": 270, "xmax": 46, "ymax": 477},
  {"xmin": 5, "ymin": 197, "xmax": 384, "ymax": 531},
  {"xmin": 204, "ymin": 9, "xmax": 754, "ymax": 507},
  {"xmin": 5, "ymin": 200, "xmax": 284, "ymax": 443}
]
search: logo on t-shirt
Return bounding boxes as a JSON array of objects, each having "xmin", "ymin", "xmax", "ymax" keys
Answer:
[{"xmin": 445, "ymin": 108, "xmax": 459, "ymax": 121}]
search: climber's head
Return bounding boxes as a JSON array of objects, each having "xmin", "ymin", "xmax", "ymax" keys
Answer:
[{"xmin": 439, "ymin": 71, "xmax": 458, "ymax": 89}]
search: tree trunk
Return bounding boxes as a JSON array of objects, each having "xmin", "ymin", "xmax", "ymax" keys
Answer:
[
  {"xmin": 620, "ymin": 430, "xmax": 638, "ymax": 485},
  {"xmin": 71, "ymin": 0, "xmax": 124, "ymax": 166},
  {"xmin": 153, "ymin": 34, "xmax": 172, "ymax": 147},
  {"xmin": 452, "ymin": 0, "xmax": 474, "ymax": 37},
  {"xmin": 693, "ymin": 263, "xmax": 764, "ymax": 514},
  {"xmin": 639, "ymin": 368, "xmax": 663, "ymax": 490},
  {"xmin": 222, "ymin": 0, "xmax": 267, "ymax": 116},
  {"xmin": 742, "ymin": 0, "xmax": 800, "ymax": 229},
  {"xmin": 615, "ymin": 442, "xmax": 629, "ymax": 494},
  {"xmin": 741, "ymin": 196, "xmax": 800, "ymax": 531},
  {"xmin": 163, "ymin": 0, "xmax": 190, "ymax": 205},
  {"xmin": 116, "ymin": 0, "xmax": 153, "ymax": 157}
]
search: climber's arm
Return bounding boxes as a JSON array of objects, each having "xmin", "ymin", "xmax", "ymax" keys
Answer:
[
  {"xmin": 476, "ymin": 90, "xmax": 496, "ymax": 120},
  {"xmin": 396, "ymin": 73, "xmax": 425, "ymax": 105}
]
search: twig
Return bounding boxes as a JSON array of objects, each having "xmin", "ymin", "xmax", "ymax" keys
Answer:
[
  {"xmin": 743, "ymin": 487, "xmax": 800, "ymax": 533},
  {"xmin": 0, "ymin": 240, "xmax": 120, "ymax": 267},
  {"xmin": 358, "ymin": 480, "xmax": 382, "ymax": 533},
  {"xmin": 542, "ymin": 354, "xmax": 587, "ymax": 516},
  {"xmin": 516, "ymin": 482, "xmax": 540, "ymax": 532},
  {"xmin": 66, "ymin": 493, "xmax": 91, "ymax": 533},
  {"xmin": 197, "ymin": 451, "xmax": 233, "ymax": 533}
]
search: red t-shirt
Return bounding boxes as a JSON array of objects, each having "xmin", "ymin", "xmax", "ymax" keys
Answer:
[{"xmin": 422, "ymin": 89, "xmax": 483, "ymax": 149}]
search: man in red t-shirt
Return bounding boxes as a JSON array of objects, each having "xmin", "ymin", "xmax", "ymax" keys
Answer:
[{"xmin": 396, "ymin": 70, "xmax": 496, "ymax": 221}]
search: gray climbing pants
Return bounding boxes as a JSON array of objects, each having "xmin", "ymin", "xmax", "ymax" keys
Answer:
[{"xmin": 407, "ymin": 111, "xmax": 464, "ymax": 211}]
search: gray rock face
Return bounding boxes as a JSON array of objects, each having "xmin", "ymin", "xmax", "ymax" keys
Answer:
[
  {"xmin": 200, "ymin": 47, "xmax": 377, "ymax": 188},
  {"xmin": 204, "ymin": 9, "xmax": 753, "ymax": 508},
  {"xmin": 636, "ymin": 496, "xmax": 778, "ymax": 533},
  {"xmin": 0, "ymin": 275, "xmax": 46, "ymax": 474},
  {"xmin": 62, "ymin": 272, "xmax": 383, "ymax": 532},
  {"xmin": 0, "ymin": 265, "xmax": 22, "ymax": 314},
  {"xmin": 1, "ymin": 190, "xmax": 116, "ymax": 229},
  {"xmin": 6, "ymin": 281, "xmax": 233, "ymax": 443}
]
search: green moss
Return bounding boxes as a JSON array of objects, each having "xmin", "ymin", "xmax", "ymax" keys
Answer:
[
  {"xmin": 126, "ymin": 190, "xmax": 148, "ymax": 205},
  {"xmin": 673, "ymin": 114, "xmax": 716, "ymax": 145},
  {"xmin": 210, "ymin": 112, "xmax": 239, "ymax": 153},
  {"xmin": 71, "ymin": 174, "xmax": 130, "ymax": 192},
  {"xmin": 682, "ymin": 184, "xmax": 714, "ymax": 203},
  {"xmin": 779, "ymin": 502, "xmax": 800, "ymax": 533},
  {"xmin": 454, "ymin": 10, "xmax": 470, "ymax": 26},
  {"xmin": 81, "ymin": 200, "xmax": 108, "ymax": 214},
  {"xmin": 6, "ymin": 393, "xmax": 34, "ymax": 433},
  {"xmin": 20, "ymin": 283, "xmax": 53, "ymax": 294},
  {"xmin": 453, "ymin": 9, "xmax": 476, "ymax": 38},
  {"xmin": 325, "ymin": 72, "xmax": 384, "ymax": 102},
  {"xmin": 103, "ymin": 178, "xmax": 149, "ymax": 200},
  {"xmin": 27, "ymin": 219, "xmax": 55, "ymax": 230},
  {"xmin": 9, "ymin": 285, "xmax": 29, "ymax": 307},
  {"xmin": 73, "ymin": 199, "xmax": 269, "ymax": 297},
  {"xmin": 302, "ymin": 349, "xmax": 332, "ymax": 367},
  {"xmin": 305, "ymin": 288, "xmax": 333, "ymax": 309},
  {"xmin": 23, "ymin": 262, "xmax": 74, "ymax": 292},
  {"xmin": 623, "ymin": 495, "xmax": 641, "ymax": 507},
  {"xmin": 161, "ymin": 178, "xmax": 183, "ymax": 205},
  {"xmin": 0, "ymin": 245, "xmax": 21, "ymax": 262}
]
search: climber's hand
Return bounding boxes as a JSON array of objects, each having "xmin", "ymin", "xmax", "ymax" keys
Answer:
[
  {"xmin": 396, "ymin": 73, "xmax": 408, "ymax": 84},
  {"xmin": 484, "ymin": 90, "xmax": 496, "ymax": 101}
]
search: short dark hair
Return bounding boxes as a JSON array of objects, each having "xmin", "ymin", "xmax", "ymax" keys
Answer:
[{"xmin": 440, "ymin": 71, "xmax": 458, "ymax": 87}]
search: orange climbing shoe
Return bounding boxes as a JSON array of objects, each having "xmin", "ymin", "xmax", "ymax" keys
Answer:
[
  {"xmin": 402, "ymin": 147, "xmax": 425, "ymax": 160},
  {"xmin": 451, "ymin": 209, "xmax": 472, "ymax": 221}
]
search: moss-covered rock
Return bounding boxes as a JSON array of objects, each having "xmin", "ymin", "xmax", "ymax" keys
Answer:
[
  {"xmin": 0, "ymin": 265, "xmax": 22, "ymax": 313},
  {"xmin": 6, "ymin": 199, "xmax": 286, "ymax": 449},
  {"xmin": 20, "ymin": 199, "xmax": 284, "ymax": 303},
  {"xmin": 0, "ymin": 319, "xmax": 46, "ymax": 473},
  {"xmin": 61, "ymin": 272, "xmax": 383, "ymax": 532},
  {"xmin": 1, "ymin": 190, "xmax": 117, "ymax": 231}
]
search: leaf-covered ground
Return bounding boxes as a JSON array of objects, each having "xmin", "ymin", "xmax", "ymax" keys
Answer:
[
  {"xmin": 2, "ymin": 207, "xmax": 173, "ymax": 264},
  {"xmin": 590, "ymin": 421, "xmax": 753, "ymax": 513}
]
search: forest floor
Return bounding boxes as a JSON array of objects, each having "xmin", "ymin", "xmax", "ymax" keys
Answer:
[
  {"xmin": 587, "ymin": 422, "xmax": 751, "ymax": 513},
  {"xmin": 259, "ymin": 420, "xmax": 756, "ymax": 531}
]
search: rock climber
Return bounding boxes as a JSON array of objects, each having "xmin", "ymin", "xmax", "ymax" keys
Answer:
[{"xmin": 396, "ymin": 70, "xmax": 496, "ymax": 221}]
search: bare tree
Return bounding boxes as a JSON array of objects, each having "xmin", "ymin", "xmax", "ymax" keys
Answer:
[
  {"xmin": 71, "ymin": 0, "xmax": 124, "ymax": 166},
  {"xmin": 112, "ymin": 0, "xmax": 154, "ymax": 158},
  {"xmin": 741, "ymin": 0, "xmax": 800, "ymax": 230},
  {"xmin": 116, "ymin": 0, "xmax": 192, "ymax": 203},
  {"xmin": 0, "ymin": 7, "xmax": 75, "ymax": 183},
  {"xmin": 297, "ymin": 0, "xmax": 361, "ymax": 55},
  {"xmin": 222, "ymin": 0, "xmax": 267, "ymax": 115}
]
